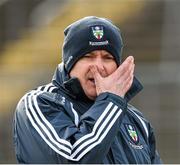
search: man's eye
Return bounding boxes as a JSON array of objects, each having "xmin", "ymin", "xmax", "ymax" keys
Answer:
[
  {"xmin": 105, "ymin": 56, "xmax": 114, "ymax": 60},
  {"xmin": 84, "ymin": 55, "xmax": 92, "ymax": 58}
]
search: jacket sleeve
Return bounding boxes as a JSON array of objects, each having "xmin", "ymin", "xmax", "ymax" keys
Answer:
[{"xmin": 13, "ymin": 91, "xmax": 127, "ymax": 163}]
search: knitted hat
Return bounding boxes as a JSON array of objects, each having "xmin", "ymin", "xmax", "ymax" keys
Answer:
[{"xmin": 62, "ymin": 16, "xmax": 123, "ymax": 73}]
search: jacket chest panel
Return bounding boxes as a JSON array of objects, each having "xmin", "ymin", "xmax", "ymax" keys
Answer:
[{"xmin": 110, "ymin": 118, "xmax": 151, "ymax": 164}]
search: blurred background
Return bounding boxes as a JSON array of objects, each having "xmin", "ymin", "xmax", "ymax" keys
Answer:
[{"xmin": 0, "ymin": 0, "xmax": 180, "ymax": 163}]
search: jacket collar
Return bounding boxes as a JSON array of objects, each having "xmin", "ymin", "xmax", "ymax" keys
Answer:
[{"xmin": 52, "ymin": 63, "xmax": 143, "ymax": 102}]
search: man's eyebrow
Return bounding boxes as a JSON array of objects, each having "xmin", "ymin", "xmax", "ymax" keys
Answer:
[
  {"xmin": 104, "ymin": 53, "xmax": 111, "ymax": 55},
  {"xmin": 89, "ymin": 52, "xmax": 95, "ymax": 55},
  {"xmin": 103, "ymin": 53, "xmax": 114, "ymax": 57}
]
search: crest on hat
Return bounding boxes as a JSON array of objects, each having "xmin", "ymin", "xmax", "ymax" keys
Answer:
[
  {"xmin": 92, "ymin": 26, "xmax": 104, "ymax": 40},
  {"xmin": 125, "ymin": 124, "xmax": 139, "ymax": 144}
]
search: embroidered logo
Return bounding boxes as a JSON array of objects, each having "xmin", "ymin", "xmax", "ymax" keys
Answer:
[
  {"xmin": 92, "ymin": 26, "xmax": 104, "ymax": 40},
  {"xmin": 125, "ymin": 124, "xmax": 139, "ymax": 144}
]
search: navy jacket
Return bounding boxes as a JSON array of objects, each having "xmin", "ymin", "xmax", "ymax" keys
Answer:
[{"xmin": 13, "ymin": 63, "xmax": 162, "ymax": 164}]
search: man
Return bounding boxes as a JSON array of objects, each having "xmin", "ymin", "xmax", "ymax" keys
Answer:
[{"xmin": 13, "ymin": 16, "xmax": 162, "ymax": 163}]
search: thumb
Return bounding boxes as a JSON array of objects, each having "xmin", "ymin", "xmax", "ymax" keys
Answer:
[{"xmin": 89, "ymin": 65, "xmax": 102, "ymax": 83}]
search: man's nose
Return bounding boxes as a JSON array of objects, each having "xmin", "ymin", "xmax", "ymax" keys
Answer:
[{"xmin": 94, "ymin": 58, "xmax": 106, "ymax": 75}]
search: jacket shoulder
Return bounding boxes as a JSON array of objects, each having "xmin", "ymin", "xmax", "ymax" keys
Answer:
[
  {"xmin": 127, "ymin": 104, "xmax": 150, "ymax": 139},
  {"xmin": 127, "ymin": 104, "xmax": 145, "ymax": 119},
  {"xmin": 14, "ymin": 84, "xmax": 72, "ymax": 163},
  {"xmin": 16, "ymin": 82, "xmax": 59, "ymax": 109}
]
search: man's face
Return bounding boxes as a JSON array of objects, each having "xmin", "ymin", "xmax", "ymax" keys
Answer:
[{"xmin": 69, "ymin": 50, "xmax": 118, "ymax": 100}]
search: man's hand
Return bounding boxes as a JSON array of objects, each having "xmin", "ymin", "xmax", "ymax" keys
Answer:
[{"xmin": 90, "ymin": 56, "xmax": 135, "ymax": 98}]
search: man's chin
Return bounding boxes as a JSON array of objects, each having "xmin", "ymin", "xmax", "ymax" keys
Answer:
[{"xmin": 85, "ymin": 91, "xmax": 97, "ymax": 100}]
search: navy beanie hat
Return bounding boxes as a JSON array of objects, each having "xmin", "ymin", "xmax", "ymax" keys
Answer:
[{"xmin": 62, "ymin": 16, "xmax": 123, "ymax": 73}]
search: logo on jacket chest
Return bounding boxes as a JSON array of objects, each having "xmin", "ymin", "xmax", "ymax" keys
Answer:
[
  {"xmin": 125, "ymin": 124, "xmax": 139, "ymax": 144},
  {"xmin": 124, "ymin": 123, "xmax": 143, "ymax": 149},
  {"xmin": 122, "ymin": 123, "xmax": 144, "ymax": 150},
  {"xmin": 124, "ymin": 124, "xmax": 143, "ymax": 149}
]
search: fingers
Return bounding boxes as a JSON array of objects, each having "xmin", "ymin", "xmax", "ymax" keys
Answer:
[
  {"xmin": 120, "ymin": 56, "xmax": 135, "ymax": 89},
  {"xmin": 119, "ymin": 56, "xmax": 134, "ymax": 71},
  {"xmin": 89, "ymin": 65, "xmax": 102, "ymax": 83},
  {"xmin": 112, "ymin": 56, "xmax": 135, "ymax": 97},
  {"xmin": 120, "ymin": 56, "xmax": 134, "ymax": 74},
  {"xmin": 122, "ymin": 69, "xmax": 134, "ymax": 92},
  {"xmin": 89, "ymin": 65, "xmax": 103, "ymax": 95},
  {"xmin": 112, "ymin": 56, "xmax": 134, "ymax": 79},
  {"xmin": 120, "ymin": 61, "xmax": 134, "ymax": 83},
  {"xmin": 112, "ymin": 56, "xmax": 134, "ymax": 80}
]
